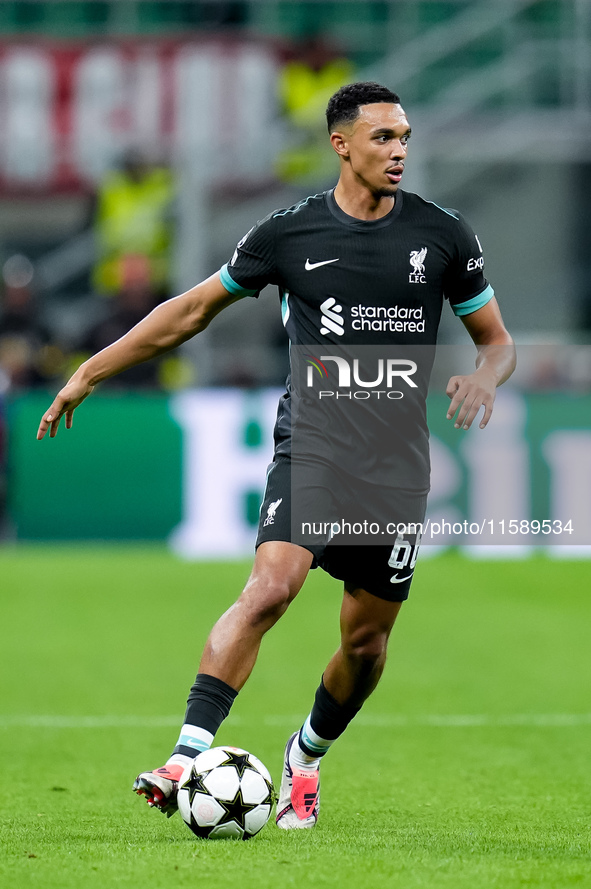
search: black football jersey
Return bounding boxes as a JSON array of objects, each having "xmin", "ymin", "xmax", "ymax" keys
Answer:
[{"xmin": 219, "ymin": 188, "xmax": 494, "ymax": 489}]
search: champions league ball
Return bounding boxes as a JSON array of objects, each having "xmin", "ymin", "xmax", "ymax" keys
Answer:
[{"xmin": 177, "ymin": 746, "xmax": 275, "ymax": 840}]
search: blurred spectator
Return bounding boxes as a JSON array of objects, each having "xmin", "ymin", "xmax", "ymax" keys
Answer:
[
  {"xmin": 0, "ymin": 254, "xmax": 65, "ymax": 391},
  {"xmin": 276, "ymin": 34, "xmax": 355, "ymax": 183},
  {"xmin": 82, "ymin": 255, "xmax": 162, "ymax": 388},
  {"xmin": 92, "ymin": 149, "xmax": 175, "ymax": 300},
  {"xmin": 280, "ymin": 34, "xmax": 354, "ymax": 126},
  {"xmin": 80, "ymin": 253, "xmax": 194, "ymax": 391}
]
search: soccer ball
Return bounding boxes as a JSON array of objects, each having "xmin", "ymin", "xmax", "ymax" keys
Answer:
[{"xmin": 177, "ymin": 746, "xmax": 275, "ymax": 840}]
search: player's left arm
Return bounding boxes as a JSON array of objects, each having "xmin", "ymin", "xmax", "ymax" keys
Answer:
[{"xmin": 446, "ymin": 296, "xmax": 516, "ymax": 430}]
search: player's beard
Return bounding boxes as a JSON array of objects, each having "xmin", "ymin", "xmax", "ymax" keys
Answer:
[{"xmin": 375, "ymin": 186, "xmax": 398, "ymax": 198}]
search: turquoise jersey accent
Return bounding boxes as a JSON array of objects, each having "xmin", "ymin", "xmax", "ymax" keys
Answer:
[
  {"xmin": 452, "ymin": 284, "xmax": 495, "ymax": 316},
  {"xmin": 281, "ymin": 290, "xmax": 290, "ymax": 326},
  {"xmin": 219, "ymin": 263, "xmax": 258, "ymax": 297},
  {"xmin": 272, "ymin": 192, "xmax": 325, "ymax": 217},
  {"xmin": 425, "ymin": 200, "xmax": 459, "ymax": 220}
]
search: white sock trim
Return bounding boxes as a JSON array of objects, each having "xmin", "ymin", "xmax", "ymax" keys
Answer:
[
  {"xmin": 300, "ymin": 717, "xmax": 333, "ymax": 756},
  {"xmin": 175, "ymin": 724, "xmax": 214, "ymax": 755}
]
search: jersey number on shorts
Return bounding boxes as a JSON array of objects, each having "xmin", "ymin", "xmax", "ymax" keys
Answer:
[{"xmin": 388, "ymin": 532, "xmax": 422, "ymax": 584}]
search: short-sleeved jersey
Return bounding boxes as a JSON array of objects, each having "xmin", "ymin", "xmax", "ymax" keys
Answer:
[{"xmin": 220, "ymin": 188, "xmax": 494, "ymax": 490}]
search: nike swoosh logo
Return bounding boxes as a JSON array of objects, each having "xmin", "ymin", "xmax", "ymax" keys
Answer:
[
  {"xmin": 305, "ymin": 258, "xmax": 339, "ymax": 271},
  {"xmin": 390, "ymin": 573, "xmax": 414, "ymax": 584}
]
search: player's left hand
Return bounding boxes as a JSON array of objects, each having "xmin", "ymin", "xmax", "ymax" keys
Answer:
[
  {"xmin": 446, "ymin": 367, "xmax": 497, "ymax": 430},
  {"xmin": 36, "ymin": 375, "xmax": 95, "ymax": 440}
]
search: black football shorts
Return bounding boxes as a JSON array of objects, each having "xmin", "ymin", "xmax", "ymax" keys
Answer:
[{"xmin": 255, "ymin": 455, "xmax": 427, "ymax": 602}]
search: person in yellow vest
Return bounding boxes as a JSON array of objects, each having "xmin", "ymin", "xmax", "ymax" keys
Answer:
[
  {"xmin": 277, "ymin": 35, "xmax": 355, "ymax": 183},
  {"xmin": 92, "ymin": 149, "xmax": 175, "ymax": 299}
]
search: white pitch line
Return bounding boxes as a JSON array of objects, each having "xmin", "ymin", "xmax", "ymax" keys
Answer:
[{"xmin": 1, "ymin": 714, "xmax": 591, "ymax": 729}]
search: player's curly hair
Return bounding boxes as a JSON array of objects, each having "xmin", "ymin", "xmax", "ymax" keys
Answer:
[{"xmin": 326, "ymin": 82, "xmax": 401, "ymax": 132}]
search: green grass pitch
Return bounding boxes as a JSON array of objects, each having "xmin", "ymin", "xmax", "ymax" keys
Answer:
[{"xmin": 1, "ymin": 546, "xmax": 590, "ymax": 888}]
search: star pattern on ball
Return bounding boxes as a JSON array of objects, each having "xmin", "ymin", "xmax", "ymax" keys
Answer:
[
  {"xmin": 218, "ymin": 750, "xmax": 256, "ymax": 779},
  {"xmin": 180, "ymin": 769, "xmax": 211, "ymax": 805},
  {"xmin": 215, "ymin": 786, "xmax": 261, "ymax": 832}
]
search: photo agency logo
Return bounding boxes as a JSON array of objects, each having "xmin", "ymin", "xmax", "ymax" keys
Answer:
[{"xmin": 305, "ymin": 353, "xmax": 418, "ymax": 400}]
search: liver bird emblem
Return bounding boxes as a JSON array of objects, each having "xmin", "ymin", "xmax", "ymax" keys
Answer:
[
  {"xmin": 409, "ymin": 247, "xmax": 427, "ymax": 276},
  {"xmin": 263, "ymin": 498, "xmax": 283, "ymax": 526},
  {"xmin": 267, "ymin": 498, "xmax": 282, "ymax": 519}
]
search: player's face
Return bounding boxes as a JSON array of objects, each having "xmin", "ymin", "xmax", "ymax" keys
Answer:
[{"xmin": 333, "ymin": 103, "xmax": 411, "ymax": 197}]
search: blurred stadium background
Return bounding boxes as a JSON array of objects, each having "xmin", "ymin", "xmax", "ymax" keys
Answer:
[{"xmin": 0, "ymin": 0, "xmax": 590, "ymax": 553}]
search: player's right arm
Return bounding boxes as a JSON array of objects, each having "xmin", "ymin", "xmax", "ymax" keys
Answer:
[{"xmin": 37, "ymin": 272, "xmax": 240, "ymax": 440}]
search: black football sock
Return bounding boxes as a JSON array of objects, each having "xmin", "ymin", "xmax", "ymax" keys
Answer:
[
  {"xmin": 295, "ymin": 678, "xmax": 361, "ymax": 763},
  {"xmin": 171, "ymin": 673, "xmax": 238, "ymax": 759}
]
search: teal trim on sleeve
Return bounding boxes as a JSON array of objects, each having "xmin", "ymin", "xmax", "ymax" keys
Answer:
[
  {"xmin": 426, "ymin": 200, "xmax": 459, "ymax": 220},
  {"xmin": 280, "ymin": 290, "xmax": 290, "ymax": 326},
  {"xmin": 452, "ymin": 284, "xmax": 495, "ymax": 317},
  {"xmin": 219, "ymin": 264, "xmax": 258, "ymax": 298}
]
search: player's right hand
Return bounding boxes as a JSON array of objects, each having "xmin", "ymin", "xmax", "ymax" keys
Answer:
[{"xmin": 36, "ymin": 376, "xmax": 95, "ymax": 440}]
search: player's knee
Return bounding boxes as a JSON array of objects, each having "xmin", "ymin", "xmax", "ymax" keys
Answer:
[
  {"xmin": 343, "ymin": 625, "xmax": 389, "ymax": 664},
  {"xmin": 240, "ymin": 575, "xmax": 294, "ymax": 628}
]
